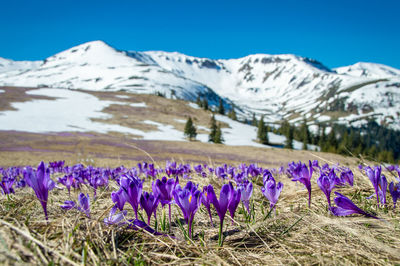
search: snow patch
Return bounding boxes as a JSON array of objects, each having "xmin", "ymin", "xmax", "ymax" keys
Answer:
[
  {"xmin": 0, "ymin": 88, "xmax": 143, "ymax": 135},
  {"xmin": 187, "ymin": 102, "xmax": 200, "ymax": 109},
  {"xmin": 130, "ymin": 102, "xmax": 147, "ymax": 108},
  {"xmin": 174, "ymin": 118, "xmax": 186, "ymax": 124},
  {"xmin": 115, "ymin": 95, "xmax": 130, "ymax": 99}
]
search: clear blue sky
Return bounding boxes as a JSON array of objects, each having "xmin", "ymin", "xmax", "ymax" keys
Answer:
[{"xmin": 1, "ymin": 0, "xmax": 399, "ymax": 69}]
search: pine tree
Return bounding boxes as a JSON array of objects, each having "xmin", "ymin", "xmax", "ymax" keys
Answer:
[
  {"xmin": 252, "ymin": 113, "xmax": 257, "ymax": 126},
  {"xmin": 319, "ymin": 125, "xmax": 327, "ymax": 151},
  {"xmin": 327, "ymin": 127, "xmax": 338, "ymax": 152},
  {"xmin": 208, "ymin": 115, "xmax": 217, "ymax": 142},
  {"xmin": 218, "ymin": 99, "xmax": 225, "ymax": 115},
  {"xmin": 196, "ymin": 95, "xmax": 203, "ymax": 108},
  {"xmin": 228, "ymin": 108, "xmax": 237, "ymax": 120},
  {"xmin": 214, "ymin": 124, "xmax": 224, "ymax": 144},
  {"xmin": 285, "ymin": 125, "xmax": 294, "ymax": 149},
  {"xmin": 203, "ymin": 98, "xmax": 208, "ymax": 110},
  {"xmin": 184, "ymin": 117, "xmax": 197, "ymax": 141},
  {"xmin": 299, "ymin": 120, "xmax": 310, "ymax": 150},
  {"xmin": 257, "ymin": 116, "xmax": 269, "ymax": 145}
]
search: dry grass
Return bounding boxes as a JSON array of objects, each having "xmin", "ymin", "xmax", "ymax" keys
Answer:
[{"xmin": 1, "ymin": 152, "xmax": 400, "ymax": 265}]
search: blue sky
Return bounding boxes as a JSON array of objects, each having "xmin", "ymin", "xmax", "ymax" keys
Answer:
[{"xmin": 1, "ymin": 0, "xmax": 399, "ymax": 69}]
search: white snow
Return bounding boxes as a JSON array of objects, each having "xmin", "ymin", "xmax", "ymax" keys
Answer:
[
  {"xmin": 187, "ymin": 102, "xmax": 200, "ymax": 109},
  {"xmin": 316, "ymin": 115, "xmax": 331, "ymax": 122},
  {"xmin": 130, "ymin": 102, "xmax": 147, "ymax": 108},
  {"xmin": 0, "ymin": 89, "xmax": 4, "ymax": 93},
  {"xmin": 115, "ymin": 95, "xmax": 130, "ymax": 99},
  {"xmin": 141, "ymin": 120, "xmax": 184, "ymax": 141},
  {"xmin": 174, "ymin": 118, "xmax": 186, "ymax": 124},
  {"xmin": 0, "ymin": 88, "xmax": 143, "ymax": 135}
]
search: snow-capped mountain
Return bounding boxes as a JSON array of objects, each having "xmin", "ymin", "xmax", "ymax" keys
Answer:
[
  {"xmin": 0, "ymin": 57, "xmax": 41, "ymax": 74},
  {"xmin": 334, "ymin": 62, "xmax": 400, "ymax": 78},
  {"xmin": 1, "ymin": 40, "xmax": 399, "ymax": 130}
]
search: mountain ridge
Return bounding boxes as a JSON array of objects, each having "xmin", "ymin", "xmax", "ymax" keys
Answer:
[{"xmin": 1, "ymin": 40, "xmax": 399, "ymax": 130}]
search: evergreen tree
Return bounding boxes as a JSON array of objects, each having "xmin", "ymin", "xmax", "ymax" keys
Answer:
[
  {"xmin": 280, "ymin": 120, "xmax": 291, "ymax": 136},
  {"xmin": 218, "ymin": 99, "xmax": 225, "ymax": 115},
  {"xmin": 285, "ymin": 125, "xmax": 294, "ymax": 149},
  {"xmin": 184, "ymin": 117, "xmax": 197, "ymax": 141},
  {"xmin": 327, "ymin": 127, "xmax": 338, "ymax": 152},
  {"xmin": 252, "ymin": 113, "xmax": 258, "ymax": 126},
  {"xmin": 300, "ymin": 119, "xmax": 310, "ymax": 144},
  {"xmin": 196, "ymin": 95, "xmax": 203, "ymax": 108},
  {"xmin": 203, "ymin": 98, "xmax": 208, "ymax": 110},
  {"xmin": 208, "ymin": 115, "xmax": 217, "ymax": 142},
  {"xmin": 214, "ymin": 124, "xmax": 224, "ymax": 144},
  {"xmin": 257, "ymin": 115, "xmax": 269, "ymax": 145},
  {"xmin": 228, "ymin": 108, "xmax": 237, "ymax": 120},
  {"xmin": 319, "ymin": 125, "xmax": 327, "ymax": 151}
]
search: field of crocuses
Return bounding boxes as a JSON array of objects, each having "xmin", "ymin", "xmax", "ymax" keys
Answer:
[{"xmin": 1, "ymin": 159, "xmax": 400, "ymax": 265}]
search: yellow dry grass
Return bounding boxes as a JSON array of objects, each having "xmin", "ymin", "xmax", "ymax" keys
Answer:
[{"xmin": 1, "ymin": 148, "xmax": 400, "ymax": 265}]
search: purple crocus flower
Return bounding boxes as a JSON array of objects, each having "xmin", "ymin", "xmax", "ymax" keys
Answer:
[
  {"xmin": 201, "ymin": 186, "xmax": 214, "ymax": 226},
  {"xmin": 263, "ymin": 169, "xmax": 273, "ymax": 184},
  {"xmin": 317, "ymin": 170, "xmax": 337, "ymax": 206},
  {"xmin": 111, "ymin": 187, "xmax": 128, "ymax": 211},
  {"xmin": 378, "ymin": 175, "xmax": 388, "ymax": 206},
  {"xmin": 23, "ymin": 162, "xmax": 55, "ymax": 221},
  {"xmin": 140, "ymin": 191, "xmax": 159, "ymax": 225},
  {"xmin": 227, "ymin": 183, "xmax": 241, "ymax": 225},
  {"xmin": 194, "ymin": 164, "xmax": 203, "ymax": 174},
  {"xmin": 59, "ymin": 193, "xmax": 90, "ymax": 217},
  {"xmin": 330, "ymin": 192, "xmax": 378, "ymax": 219},
  {"xmin": 290, "ymin": 161, "xmax": 313, "ymax": 207},
  {"xmin": 152, "ymin": 176, "xmax": 179, "ymax": 225},
  {"xmin": 77, "ymin": 193, "xmax": 90, "ymax": 218},
  {"xmin": 173, "ymin": 181, "xmax": 201, "ymax": 238},
  {"xmin": 120, "ymin": 175, "xmax": 143, "ymax": 219},
  {"xmin": 104, "ymin": 206, "xmax": 127, "ymax": 225},
  {"xmin": 365, "ymin": 166, "xmax": 382, "ymax": 205},
  {"xmin": 49, "ymin": 160, "xmax": 65, "ymax": 173},
  {"xmin": 389, "ymin": 182, "xmax": 400, "ymax": 208},
  {"xmin": 238, "ymin": 181, "xmax": 253, "ymax": 215},
  {"xmin": 387, "ymin": 165, "xmax": 395, "ymax": 172},
  {"xmin": 57, "ymin": 174, "xmax": 76, "ymax": 195},
  {"xmin": 311, "ymin": 160, "xmax": 319, "ymax": 170},
  {"xmin": 206, "ymin": 183, "xmax": 231, "ymax": 246},
  {"xmin": 340, "ymin": 169, "xmax": 354, "ymax": 187},
  {"xmin": 261, "ymin": 176, "xmax": 283, "ymax": 211},
  {"xmin": 0, "ymin": 177, "xmax": 15, "ymax": 195},
  {"xmin": 152, "ymin": 176, "xmax": 179, "ymax": 207}
]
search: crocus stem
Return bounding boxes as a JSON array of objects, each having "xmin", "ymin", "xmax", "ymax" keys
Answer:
[
  {"xmin": 218, "ymin": 220, "xmax": 224, "ymax": 247},
  {"xmin": 308, "ymin": 189, "xmax": 311, "ymax": 208},
  {"xmin": 207, "ymin": 209, "xmax": 214, "ymax": 227},
  {"xmin": 41, "ymin": 201, "xmax": 48, "ymax": 221},
  {"xmin": 168, "ymin": 204, "xmax": 172, "ymax": 232},
  {"xmin": 188, "ymin": 218, "xmax": 192, "ymax": 239}
]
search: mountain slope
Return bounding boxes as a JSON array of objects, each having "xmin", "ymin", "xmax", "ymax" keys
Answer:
[
  {"xmin": 0, "ymin": 57, "xmax": 41, "ymax": 74},
  {"xmin": 1, "ymin": 40, "xmax": 399, "ymax": 130},
  {"xmin": 0, "ymin": 41, "xmax": 227, "ymax": 107}
]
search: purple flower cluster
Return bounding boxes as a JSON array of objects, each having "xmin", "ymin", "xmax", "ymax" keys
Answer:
[{"xmin": 3, "ymin": 159, "xmax": 399, "ymax": 244}]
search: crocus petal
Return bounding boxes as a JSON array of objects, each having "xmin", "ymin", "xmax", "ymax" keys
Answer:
[
  {"xmin": 60, "ymin": 200, "xmax": 76, "ymax": 210},
  {"xmin": 331, "ymin": 192, "xmax": 378, "ymax": 219}
]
